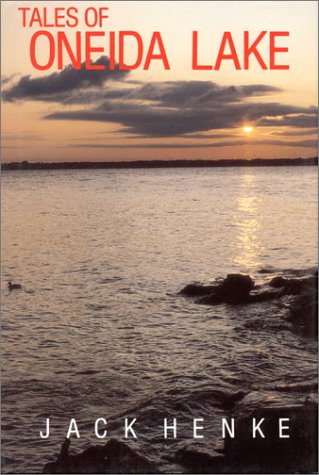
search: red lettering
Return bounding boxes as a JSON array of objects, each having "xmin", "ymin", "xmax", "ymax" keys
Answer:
[
  {"xmin": 18, "ymin": 7, "xmax": 30, "ymax": 27},
  {"xmin": 98, "ymin": 8, "xmax": 109, "ymax": 27},
  {"xmin": 270, "ymin": 31, "xmax": 289, "ymax": 70},
  {"xmin": 30, "ymin": 31, "xmax": 55, "ymax": 70},
  {"xmin": 30, "ymin": 8, "xmax": 45, "ymax": 27},
  {"xmin": 192, "ymin": 31, "xmax": 213, "ymax": 70},
  {"xmin": 144, "ymin": 32, "xmax": 170, "ymax": 70},
  {"xmin": 215, "ymin": 32, "xmax": 241, "ymax": 70},
  {"xmin": 85, "ymin": 7, "xmax": 98, "ymax": 27},
  {"xmin": 57, "ymin": 32, "xmax": 81, "ymax": 70},
  {"xmin": 85, "ymin": 32, "xmax": 105, "ymax": 70},
  {"xmin": 109, "ymin": 31, "xmax": 116, "ymax": 70},
  {"xmin": 66, "ymin": 7, "xmax": 79, "ymax": 28},
  {"xmin": 119, "ymin": 31, "xmax": 143, "ymax": 70},
  {"xmin": 55, "ymin": 8, "xmax": 66, "ymax": 28},
  {"xmin": 244, "ymin": 31, "xmax": 267, "ymax": 69}
]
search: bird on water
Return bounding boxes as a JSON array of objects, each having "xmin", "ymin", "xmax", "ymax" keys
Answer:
[{"xmin": 8, "ymin": 281, "xmax": 22, "ymax": 291}]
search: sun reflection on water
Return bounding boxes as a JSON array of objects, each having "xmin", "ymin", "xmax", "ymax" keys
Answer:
[{"xmin": 233, "ymin": 172, "xmax": 262, "ymax": 268}]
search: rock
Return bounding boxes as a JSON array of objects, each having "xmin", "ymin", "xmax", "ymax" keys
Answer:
[
  {"xmin": 180, "ymin": 270, "xmax": 318, "ymax": 339},
  {"xmin": 269, "ymin": 274, "xmax": 317, "ymax": 294},
  {"xmin": 269, "ymin": 276, "xmax": 288, "ymax": 288},
  {"xmin": 179, "ymin": 283, "xmax": 217, "ymax": 297},
  {"xmin": 198, "ymin": 274, "xmax": 255, "ymax": 305},
  {"xmin": 198, "ymin": 293, "xmax": 224, "ymax": 305},
  {"xmin": 284, "ymin": 270, "xmax": 318, "ymax": 336},
  {"xmin": 248, "ymin": 289, "xmax": 283, "ymax": 303},
  {"xmin": 181, "ymin": 274, "xmax": 255, "ymax": 305},
  {"xmin": 174, "ymin": 447, "xmax": 225, "ymax": 473},
  {"xmin": 216, "ymin": 274, "xmax": 254, "ymax": 304},
  {"xmin": 43, "ymin": 438, "xmax": 159, "ymax": 474},
  {"xmin": 221, "ymin": 274, "xmax": 254, "ymax": 294},
  {"xmin": 223, "ymin": 400, "xmax": 318, "ymax": 473},
  {"xmin": 287, "ymin": 289, "xmax": 318, "ymax": 337},
  {"xmin": 43, "ymin": 440, "xmax": 108, "ymax": 474},
  {"xmin": 103, "ymin": 439, "xmax": 158, "ymax": 473}
]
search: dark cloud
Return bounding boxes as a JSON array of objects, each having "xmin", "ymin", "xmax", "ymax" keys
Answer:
[
  {"xmin": 1, "ymin": 74, "xmax": 17, "ymax": 86},
  {"xmin": 2, "ymin": 75, "xmax": 281, "ymax": 107},
  {"xmin": 45, "ymin": 100, "xmax": 316, "ymax": 137},
  {"xmin": 103, "ymin": 82, "xmax": 281, "ymax": 108},
  {"xmin": 259, "ymin": 114, "xmax": 317, "ymax": 128},
  {"xmin": 2, "ymin": 59, "xmax": 317, "ymax": 139},
  {"xmin": 2, "ymin": 57, "xmax": 129, "ymax": 102}
]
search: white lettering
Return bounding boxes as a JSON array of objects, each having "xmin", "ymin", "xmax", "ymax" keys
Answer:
[
  {"xmin": 164, "ymin": 418, "xmax": 177, "ymax": 438},
  {"xmin": 67, "ymin": 418, "xmax": 80, "ymax": 438},
  {"xmin": 279, "ymin": 418, "xmax": 290, "ymax": 438},
  {"xmin": 253, "ymin": 418, "xmax": 265, "ymax": 438},
  {"xmin": 124, "ymin": 418, "xmax": 137, "ymax": 438},
  {"xmin": 95, "ymin": 418, "xmax": 107, "ymax": 439}
]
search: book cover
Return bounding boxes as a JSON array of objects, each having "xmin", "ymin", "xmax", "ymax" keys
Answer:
[{"xmin": 1, "ymin": 1, "xmax": 318, "ymax": 473}]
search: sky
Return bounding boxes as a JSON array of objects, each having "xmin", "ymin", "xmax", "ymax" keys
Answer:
[{"xmin": 1, "ymin": 0, "xmax": 318, "ymax": 162}]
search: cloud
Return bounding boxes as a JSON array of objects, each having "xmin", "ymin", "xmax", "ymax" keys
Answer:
[
  {"xmin": 65, "ymin": 138, "xmax": 317, "ymax": 149},
  {"xmin": 258, "ymin": 114, "xmax": 317, "ymax": 128},
  {"xmin": 267, "ymin": 128, "xmax": 317, "ymax": 137},
  {"xmin": 1, "ymin": 133, "xmax": 45, "ymax": 142},
  {"xmin": 100, "ymin": 81, "xmax": 281, "ymax": 108},
  {"xmin": 45, "ymin": 100, "xmax": 316, "ymax": 137},
  {"xmin": 2, "ymin": 58, "xmax": 317, "ymax": 139},
  {"xmin": 2, "ymin": 56, "xmax": 129, "ymax": 102},
  {"xmin": 1, "ymin": 74, "xmax": 17, "ymax": 86}
]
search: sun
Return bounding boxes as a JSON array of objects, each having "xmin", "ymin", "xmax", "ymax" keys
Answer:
[{"xmin": 243, "ymin": 126, "xmax": 254, "ymax": 133}]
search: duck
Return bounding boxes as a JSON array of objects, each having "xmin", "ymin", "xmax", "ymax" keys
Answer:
[{"xmin": 8, "ymin": 281, "xmax": 22, "ymax": 291}]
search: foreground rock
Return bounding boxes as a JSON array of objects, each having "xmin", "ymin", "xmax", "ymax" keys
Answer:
[
  {"xmin": 43, "ymin": 438, "xmax": 159, "ymax": 474},
  {"xmin": 171, "ymin": 393, "xmax": 318, "ymax": 474},
  {"xmin": 287, "ymin": 287, "xmax": 318, "ymax": 337},
  {"xmin": 222, "ymin": 394, "xmax": 318, "ymax": 473},
  {"xmin": 180, "ymin": 268, "xmax": 318, "ymax": 336},
  {"xmin": 181, "ymin": 274, "xmax": 255, "ymax": 304}
]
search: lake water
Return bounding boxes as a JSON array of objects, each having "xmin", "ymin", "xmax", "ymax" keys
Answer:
[{"xmin": 1, "ymin": 166, "xmax": 317, "ymax": 473}]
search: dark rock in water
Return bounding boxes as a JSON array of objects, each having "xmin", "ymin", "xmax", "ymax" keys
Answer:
[
  {"xmin": 43, "ymin": 439, "xmax": 108, "ymax": 474},
  {"xmin": 181, "ymin": 269, "xmax": 318, "ymax": 338},
  {"xmin": 269, "ymin": 275, "xmax": 317, "ymax": 296},
  {"xmin": 174, "ymin": 447, "xmax": 225, "ymax": 473},
  {"xmin": 103, "ymin": 439, "xmax": 158, "ymax": 473},
  {"xmin": 180, "ymin": 283, "xmax": 217, "ymax": 297},
  {"xmin": 223, "ymin": 400, "xmax": 318, "ymax": 473},
  {"xmin": 43, "ymin": 438, "xmax": 159, "ymax": 474},
  {"xmin": 281, "ymin": 269, "xmax": 318, "ymax": 337},
  {"xmin": 218, "ymin": 274, "xmax": 254, "ymax": 303},
  {"xmin": 248, "ymin": 289, "xmax": 283, "ymax": 303},
  {"xmin": 288, "ymin": 288, "xmax": 318, "ymax": 337},
  {"xmin": 219, "ymin": 274, "xmax": 255, "ymax": 295},
  {"xmin": 199, "ymin": 293, "xmax": 224, "ymax": 305},
  {"xmin": 172, "ymin": 394, "xmax": 318, "ymax": 473},
  {"xmin": 269, "ymin": 276, "xmax": 288, "ymax": 288},
  {"xmin": 200, "ymin": 274, "xmax": 255, "ymax": 305}
]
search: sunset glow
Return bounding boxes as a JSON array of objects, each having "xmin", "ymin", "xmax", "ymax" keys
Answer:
[{"xmin": 1, "ymin": 1, "xmax": 318, "ymax": 162}]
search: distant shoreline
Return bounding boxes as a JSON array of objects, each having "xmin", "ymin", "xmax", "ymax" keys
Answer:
[{"xmin": 2, "ymin": 157, "xmax": 318, "ymax": 171}]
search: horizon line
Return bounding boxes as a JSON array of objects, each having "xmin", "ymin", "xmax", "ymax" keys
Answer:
[{"xmin": 2, "ymin": 157, "xmax": 318, "ymax": 171}]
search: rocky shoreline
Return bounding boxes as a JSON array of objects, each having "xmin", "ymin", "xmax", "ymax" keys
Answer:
[
  {"xmin": 180, "ymin": 267, "xmax": 318, "ymax": 337},
  {"xmin": 43, "ymin": 393, "xmax": 318, "ymax": 474},
  {"xmin": 43, "ymin": 267, "xmax": 318, "ymax": 474}
]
